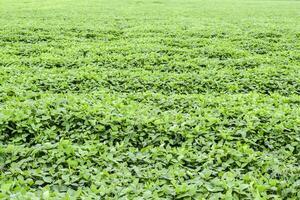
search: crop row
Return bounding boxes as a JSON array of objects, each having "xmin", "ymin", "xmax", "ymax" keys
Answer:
[
  {"xmin": 0, "ymin": 65, "xmax": 299, "ymax": 96},
  {"xmin": 1, "ymin": 139, "xmax": 299, "ymax": 199},
  {"xmin": 1, "ymin": 92, "xmax": 299, "ymax": 150}
]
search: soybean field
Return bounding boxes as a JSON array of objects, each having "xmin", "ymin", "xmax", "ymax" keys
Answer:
[{"xmin": 0, "ymin": 0, "xmax": 300, "ymax": 199}]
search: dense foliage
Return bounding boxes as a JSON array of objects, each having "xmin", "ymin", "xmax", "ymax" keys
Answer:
[{"xmin": 0, "ymin": 0, "xmax": 299, "ymax": 199}]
